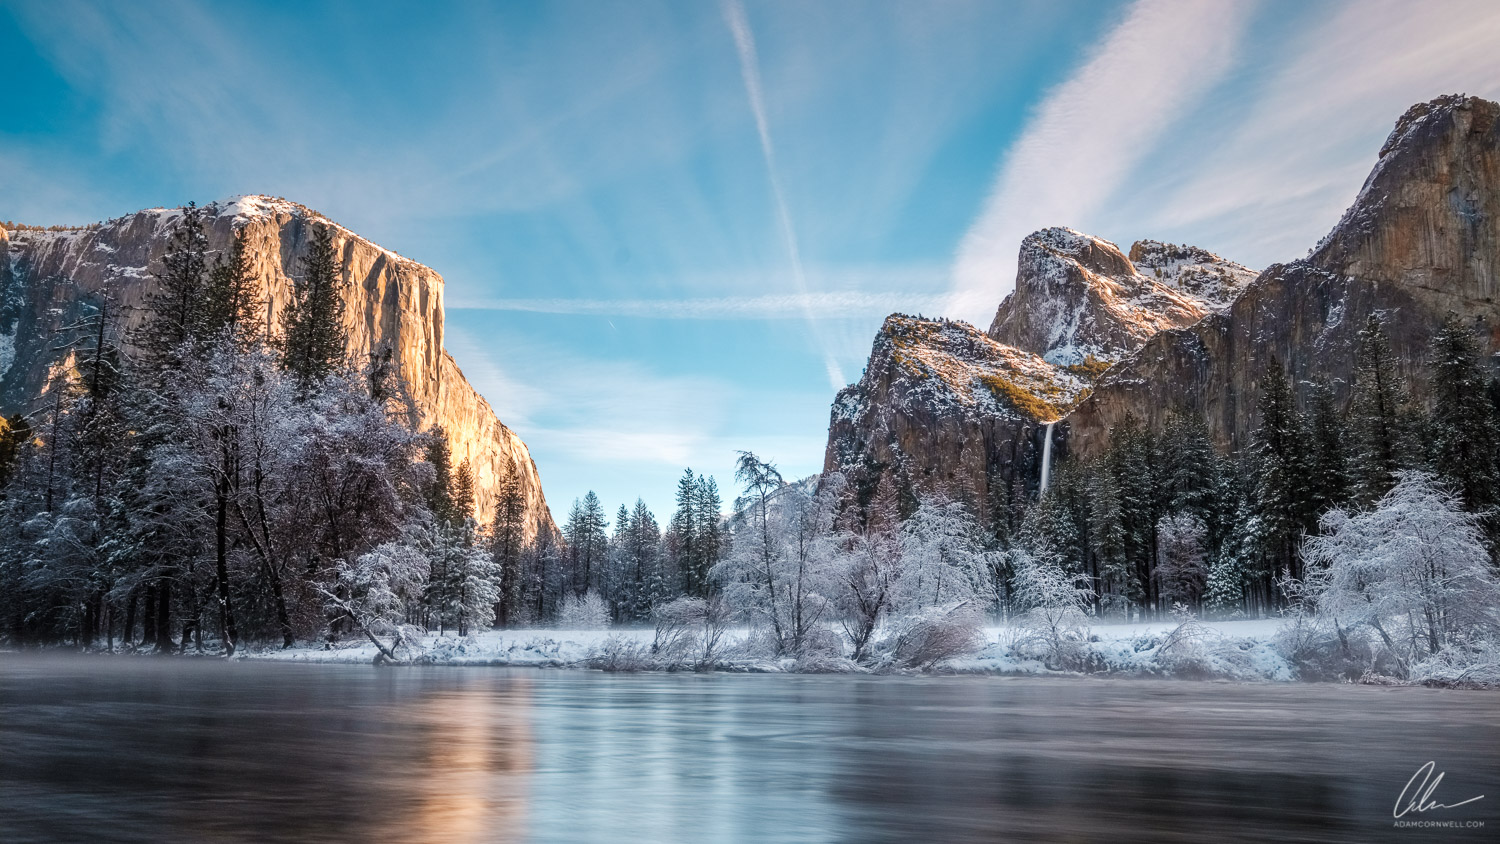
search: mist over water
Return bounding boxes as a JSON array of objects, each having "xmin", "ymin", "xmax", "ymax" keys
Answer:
[{"xmin": 1, "ymin": 656, "xmax": 1495, "ymax": 843}]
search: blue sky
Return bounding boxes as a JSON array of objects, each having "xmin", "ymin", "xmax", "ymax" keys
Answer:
[{"xmin": 4, "ymin": 0, "xmax": 1500, "ymax": 526}]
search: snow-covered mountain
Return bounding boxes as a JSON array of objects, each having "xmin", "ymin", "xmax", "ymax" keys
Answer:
[
  {"xmin": 825, "ymin": 94, "xmax": 1500, "ymax": 527},
  {"xmin": 1068, "ymin": 94, "xmax": 1500, "ymax": 457},
  {"xmin": 0, "ymin": 196, "xmax": 555, "ymax": 539},
  {"xmin": 987, "ymin": 227, "xmax": 1256, "ymax": 366}
]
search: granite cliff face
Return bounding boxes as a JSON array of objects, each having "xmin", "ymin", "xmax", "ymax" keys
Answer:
[
  {"xmin": 987, "ymin": 227, "xmax": 1255, "ymax": 365},
  {"xmin": 825, "ymin": 315, "xmax": 1089, "ymax": 518},
  {"xmin": 825, "ymin": 94, "xmax": 1498, "ymax": 518},
  {"xmin": 0, "ymin": 196, "xmax": 554, "ymax": 539},
  {"xmin": 825, "ymin": 231, "xmax": 1252, "ymax": 523},
  {"xmin": 1066, "ymin": 94, "xmax": 1500, "ymax": 457}
]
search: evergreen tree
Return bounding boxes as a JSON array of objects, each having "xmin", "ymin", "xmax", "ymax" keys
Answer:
[
  {"xmin": 1249, "ymin": 359, "xmax": 1312, "ymax": 584},
  {"xmin": 424, "ymin": 432, "xmax": 454, "ymax": 526},
  {"xmin": 695, "ymin": 473, "xmax": 723, "ymax": 592},
  {"xmin": 1428, "ymin": 314, "xmax": 1500, "ymax": 537},
  {"xmin": 1348, "ymin": 315, "xmax": 1411, "ymax": 507},
  {"xmin": 564, "ymin": 492, "xmax": 608, "ymax": 595},
  {"xmin": 1161, "ymin": 410, "xmax": 1218, "ymax": 519},
  {"xmin": 1109, "ymin": 416, "xmax": 1158, "ymax": 614},
  {"xmin": 1304, "ymin": 379, "xmax": 1349, "ymax": 516},
  {"xmin": 452, "ymin": 459, "xmax": 476, "ymax": 529},
  {"xmin": 202, "ymin": 227, "xmax": 263, "ymax": 341},
  {"xmin": 670, "ymin": 469, "xmax": 707, "ymax": 596},
  {"xmin": 134, "ymin": 202, "xmax": 209, "ymax": 374},
  {"xmin": 279, "ymin": 224, "xmax": 347, "ymax": 392},
  {"xmin": 489, "ymin": 457, "xmax": 528, "ymax": 627},
  {"xmin": 1086, "ymin": 452, "xmax": 1126, "ymax": 614}
]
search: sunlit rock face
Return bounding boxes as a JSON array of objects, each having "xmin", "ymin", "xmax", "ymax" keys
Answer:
[
  {"xmin": 0, "ymin": 196, "xmax": 554, "ymax": 540},
  {"xmin": 987, "ymin": 227, "xmax": 1255, "ymax": 366},
  {"xmin": 1065, "ymin": 95, "xmax": 1500, "ymax": 458},
  {"xmin": 823, "ymin": 315, "xmax": 1090, "ymax": 525},
  {"xmin": 822, "ymin": 232, "xmax": 1253, "ymax": 525}
]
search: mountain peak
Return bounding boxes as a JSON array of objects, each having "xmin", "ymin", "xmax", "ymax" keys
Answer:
[
  {"xmin": 1311, "ymin": 94, "xmax": 1500, "ymax": 297},
  {"xmin": 989, "ymin": 226, "xmax": 1255, "ymax": 365}
]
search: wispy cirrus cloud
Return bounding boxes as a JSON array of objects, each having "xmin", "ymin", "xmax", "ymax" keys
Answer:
[
  {"xmin": 1129, "ymin": 0, "xmax": 1500, "ymax": 267},
  {"xmin": 948, "ymin": 0, "xmax": 1253, "ymax": 324},
  {"xmin": 453, "ymin": 289, "xmax": 996, "ymax": 321},
  {"xmin": 723, "ymin": 0, "xmax": 844, "ymax": 389}
]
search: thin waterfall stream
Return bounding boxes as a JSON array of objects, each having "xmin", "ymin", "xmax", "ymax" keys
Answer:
[{"xmin": 1039, "ymin": 420, "xmax": 1055, "ymax": 495}]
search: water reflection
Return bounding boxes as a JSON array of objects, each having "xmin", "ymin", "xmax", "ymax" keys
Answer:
[
  {"xmin": 404, "ymin": 686, "xmax": 531, "ymax": 844},
  {"xmin": 1, "ymin": 657, "xmax": 1496, "ymax": 843}
]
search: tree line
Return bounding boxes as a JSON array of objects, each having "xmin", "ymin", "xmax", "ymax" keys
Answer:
[
  {"xmin": 1020, "ymin": 313, "xmax": 1500, "ymax": 620},
  {"xmin": 3, "ymin": 202, "xmax": 1497, "ymax": 663}
]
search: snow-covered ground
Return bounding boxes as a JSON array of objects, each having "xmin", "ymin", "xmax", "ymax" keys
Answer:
[{"xmin": 245, "ymin": 618, "xmax": 1295, "ymax": 681}]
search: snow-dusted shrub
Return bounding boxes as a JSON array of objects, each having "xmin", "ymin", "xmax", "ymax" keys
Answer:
[
  {"xmin": 1300, "ymin": 473, "xmax": 1500, "ymax": 680},
  {"xmin": 321, "ymin": 541, "xmax": 429, "ymax": 664},
  {"xmin": 651, "ymin": 597, "xmax": 705, "ymax": 660},
  {"xmin": 651, "ymin": 594, "xmax": 733, "ymax": 670},
  {"xmin": 1152, "ymin": 607, "xmax": 1214, "ymax": 677},
  {"xmin": 879, "ymin": 602, "xmax": 986, "ymax": 671},
  {"xmin": 589, "ymin": 634, "xmax": 653, "ymax": 672},
  {"xmin": 557, "ymin": 590, "xmax": 610, "ymax": 630},
  {"xmin": 1010, "ymin": 550, "xmax": 1094, "ymax": 670},
  {"xmin": 1411, "ymin": 639, "xmax": 1500, "ymax": 687}
]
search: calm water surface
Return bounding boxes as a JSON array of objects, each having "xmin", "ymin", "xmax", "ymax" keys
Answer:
[{"xmin": 1, "ymin": 656, "xmax": 1496, "ymax": 842}]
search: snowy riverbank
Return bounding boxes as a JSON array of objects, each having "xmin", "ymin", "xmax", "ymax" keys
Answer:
[{"xmin": 244, "ymin": 619, "xmax": 1296, "ymax": 681}]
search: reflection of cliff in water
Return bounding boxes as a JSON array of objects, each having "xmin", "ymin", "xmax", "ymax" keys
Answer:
[{"xmin": 403, "ymin": 683, "xmax": 534, "ymax": 844}]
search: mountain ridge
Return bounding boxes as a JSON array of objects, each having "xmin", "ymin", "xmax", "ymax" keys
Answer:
[
  {"xmin": 0, "ymin": 195, "xmax": 556, "ymax": 540},
  {"xmin": 824, "ymin": 93, "xmax": 1500, "ymax": 528}
]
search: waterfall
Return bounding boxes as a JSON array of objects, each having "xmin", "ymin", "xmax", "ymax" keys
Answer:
[{"xmin": 1039, "ymin": 421, "xmax": 1055, "ymax": 495}]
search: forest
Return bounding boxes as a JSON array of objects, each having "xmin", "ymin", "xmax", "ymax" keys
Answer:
[{"xmin": 2, "ymin": 205, "xmax": 1499, "ymax": 681}]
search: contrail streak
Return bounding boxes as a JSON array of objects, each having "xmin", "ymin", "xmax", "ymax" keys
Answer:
[{"xmin": 723, "ymin": 0, "xmax": 845, "ymax": 389}]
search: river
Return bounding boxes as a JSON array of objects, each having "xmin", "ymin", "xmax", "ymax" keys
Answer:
[{"xmin": 1, "ymin": 656, "xmax": 1495, "ymax": 842}]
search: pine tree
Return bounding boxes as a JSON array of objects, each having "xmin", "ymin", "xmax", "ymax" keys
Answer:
[
  {"xmin": 490, "ymin": 457, "xmax": 528, "ymax": 627},
  {"xmin": 279, "ymin": 224, "xmax": 347, "ymax": 392},
  {"xmin": 1204, "ymin": 504, "xmax": 1251, "ymax": 619},
  {"xmin": 134, "ymin": 202, "xmax": 209, "ymax": 374},
  {"xmin": 670, "ymin": 469, "xmax": 700, "ymax": 595},
  {"xmin": 1161, "ymin": 411, "xmax": 1218, "ymax": 518},
  {"xmin": 1086, "ymin": 452, "xmax": 1126, "ymax": 613},
  {"xmin": 1348, "ymin": 315, "xmax": 1411, "ymax": 507},
  {"xmin": 424, "ymin": 432, "xmax": 454, "ymax": 526},
  {"xmin": 202, "ymin": 227, "xmax": 262, "ymax": 341},
  {"xmin": 1428, "ymin": 314, "xmax": 1500, "ymax": 535},
  {"xmin": 1304, "ymin": 379, "xmax": 1349, "ymax": 516},
  {"xmin": 563, "ymin": 492, "xmax": 608, "ymax": 595},
  {"xmin": 1108, "ymin": 416, "xmax": 1158, "ymax": 614},
  {"xmin": 452, "ymin": 459, "xmax": 476, "ymax": 529},
  {"xmin": 1250, "ymin": 359, "xmax": 1312, "ymax": 584},
  {"xmin": 695, "ymin": 473, "xmax": 723, "ymax": 593}
]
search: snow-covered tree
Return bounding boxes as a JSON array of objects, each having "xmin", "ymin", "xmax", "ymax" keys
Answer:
[
  {"xmin": 322, "ymin": 538, "xmax": 429, "ymax": 663},
  {"xmin": 1154, "ymin": 513, "xmax": 1208, "ymax": 612},
  {"xmin": 1301, "ymin": 472, "xmax": 1500, "ymax": 678},
  {"xmin": 897, "ymin": 495, "xmax": 988, "ymax": 612},
  {"xmin": 489, "ymin": 456, "xmax": 529, "ymax": 627},
  {"xmin": 1428, "ymin": 314, "xmax": 1500, "ymax": 538},
  {"xmin": 1250, "ymin": 358, "xmax": 1312, "ymax": 584},
  {"xmin": 558, "ymin": 590, "xmax": 610, "ymax": 630},
  {"xmin": 1348, "ymin": 316, "xmax": 1414, "ymax": 507},
  {"xmin": 715, "ymin": 457, "xmax": 838, "ymax": 656},
  {"xmin": 1011, "ymin": 549, "xmax": 1094, "ymax": 669},
  {"xmin": 279, "ymin": 224, "xmax": 347, "ymax": 393}
]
